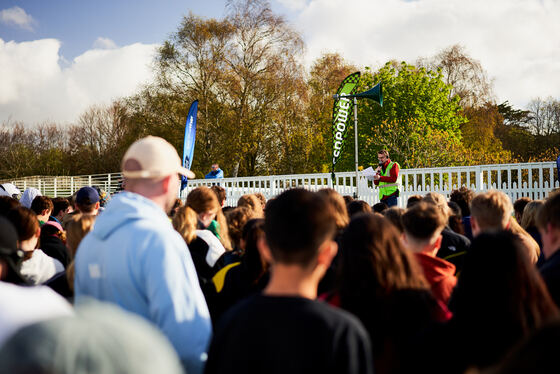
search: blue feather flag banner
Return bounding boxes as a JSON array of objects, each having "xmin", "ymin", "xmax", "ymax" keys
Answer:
[{"xmin": 181, "ymin": 100, "xmax": 198, "ymax": 191}]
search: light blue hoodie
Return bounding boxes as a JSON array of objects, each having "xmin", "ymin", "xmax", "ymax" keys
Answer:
[{"xmin": 74, "ymin": 192, "xmax": 212, "ymax": 374}]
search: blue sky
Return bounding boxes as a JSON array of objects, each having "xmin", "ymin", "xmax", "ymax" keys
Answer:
[
  {"xmin": 0, "ymin": 0, "xmax": 299, "ymax": 60},
  {"xmin": 1, "ymin": 0, "xmax": 559, "ymax": 125},
  {"xmin": 0, "ymin": 1, "xmax": 231, "ymax": 60}
]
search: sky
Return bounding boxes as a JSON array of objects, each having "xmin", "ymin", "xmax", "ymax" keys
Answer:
[{"xmin": 1, "ymin": 0, "xmax": 559, "ymax": 126}]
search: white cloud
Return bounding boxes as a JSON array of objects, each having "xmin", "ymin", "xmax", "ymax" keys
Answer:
[
  {"xmin": 278, "ymin": 0, "xmax": 309, "ymax": 11},
  {"xmin": 0, "ymin": 38, "xmax": 158, "ymax": 125},
  {"xmin": 293, "ymin": 0, "xmax": 560, "ymax": 108},
  {"xmin": 93, "ymin": 37, "xmax": 117, "ymax": 49},
  {"xmin": 0, "ymin": 6, "xmax": 35, "ymax": 31}
]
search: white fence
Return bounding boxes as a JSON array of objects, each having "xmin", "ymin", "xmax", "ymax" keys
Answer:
[{"xmin": 2, "ymin": 161, "xmax": 558, "ymax": 208}]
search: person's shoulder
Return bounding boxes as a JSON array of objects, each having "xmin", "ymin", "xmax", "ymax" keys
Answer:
[
  {"xmin": 540, "ymin": 251, "xmax": 560, "ymax": 277},
  {"xmin": 443, "ymin": 227, "xmax": 470, "ymax": 245}
]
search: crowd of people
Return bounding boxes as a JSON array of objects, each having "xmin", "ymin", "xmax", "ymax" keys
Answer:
[{"xmin": 1, "ymin": 136, "xmax": 560, "ymax": 374}]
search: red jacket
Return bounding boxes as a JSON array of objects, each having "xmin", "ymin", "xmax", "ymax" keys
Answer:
[{"xmin": 415, "ymin": 252, "xmax": 457, "ymax": 305}]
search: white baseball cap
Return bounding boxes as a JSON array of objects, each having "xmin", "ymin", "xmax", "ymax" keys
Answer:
[
  {"xmin": 1, "ymin": 183, "xmax": 20, "ymax": 196},
  {"xmin": 121, "ymin": 136, "xmax": 195, "ymax": 179}
]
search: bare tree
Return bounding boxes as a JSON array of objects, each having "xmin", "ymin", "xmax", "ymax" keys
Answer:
[
  {"xmin": 418, "ymin": 44, "xmax": 494, "ymax": 108},
  {"xmin": 527, "ymin": 97, "xmax": 560, "ymax": 136}
]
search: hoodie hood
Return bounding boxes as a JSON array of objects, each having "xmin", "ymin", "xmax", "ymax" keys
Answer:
[
  {"xmin": 20, "ymin": 188, "xmax": 41, "ymax": 208},
  {"xmin": 415, "ymin": 252, "xmax": 456, "ymax": 283},
  {"xmin": 92, "ymin": 192, "xmax": 169, "ymax": 241}
]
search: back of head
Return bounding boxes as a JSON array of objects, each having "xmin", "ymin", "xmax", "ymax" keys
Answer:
[
  {"xmin": 0, "ymin": 216, "xmax": 27, "ymax": 285},
  {"xmin": 171, "ymin": 206, "xmax": 198, "ymax": 245},
  {"xmin": 6, "ymin": 206, "xmax": 39, "ymax": 242},
  {"xmin": 40, "ymin": 222, "xmax": 66, "ymax": 243},
  {"xmin": 52, "ymin": 197, "xmax": 70, "ymax": 217},
  {"xmin": 402, "ymin": 201, "xmax": 446, "ymax": 244},
  {"xmin": 343, "ymin": 195, "xmax": 354, "ymax": 205},
  {"xmin": 226, "ymin": 206, "xmax": 255, "ymax": 250},
  {"xmin": 514, "ymin": 197, "xmax": 532, "ymax": 221},
  {"xmin": 382, "ymin": 207, "xmax": 405, "ymax": 234},
  {"xmin": 264, "ymin": 189, "xmax": 335, "ymax": 266},
  {"xmin": 242, "ymin": 218, "xmax": 267, "ymax": 282},
  {"xmin": 450, "ymin": 187, "xmax": 474, "ymax": 217},
  {"xmin": 237, "ymin": 194, "xmax": 264, "ymax": 218},
  {"xmin": 521, "ymin": 200, "xmax": 543, "ymax": 230},
  {"xmin": 347, "ymin": 200, "xmax": 372, "ymax": 217},
  {"xmin": 406, "ymin": 195, "xmax": 423, "ymax": 209},
  {"xmin": 339, "ymin": 213, "xmax": 428, "ymax": 300},
  {"xmin": 253, "ymin": 192, "xmax": 266, "ymax": 211},
  {"xmin": 210, "ymin": 185, "xmax": 226, "ymax": 206},
  {"xmin": 0, "ymin": 196, "xmax": 20, "ymax": 216},
  {"xmin": 66, "ymin": 213, "xmax": 96, "ymax": 256},
  {"xmin": 372, "ymin": 202, "xmax": 388, "ymax": 214},
  {"xmin": 422, "ymin": 192, "xmax": 450, "ymax": 219},
  {"xmin": 471, "ymin": 190, "xmax": 513, "ymax": 232},
  {"xmin": 186, "ymin": 186, "xmax": 219, "ymax": 214},
  {"xmin": 75, "ymin": 187, "xmax": 100, "ymax": 214},
  {"xmin": 537, "ymin": 192, "xmax": 560, "ymax": 230},
  {"xmin": 317, "ymin": 188, "xmax": 349, "ymax": 230},
  {"xmin": 451, "ymin": 231, "xmax": 557, "ymax": 330},
  {"xmin": 30, "ymin": 196, "xmax": 53, "ymax": 216}
]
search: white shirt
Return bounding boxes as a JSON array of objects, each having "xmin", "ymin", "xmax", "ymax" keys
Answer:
[{"xmin": 20, "ymin": 249, "xmax": 64, "ymax": 285}]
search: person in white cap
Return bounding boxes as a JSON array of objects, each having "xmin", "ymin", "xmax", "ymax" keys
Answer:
[
  {"xmin": 73, "ymin": 136, "xmax": 210, "ymax": 374},
  {"xmin": 0, "ymin": 183, "xmax": 20, "ymax": 198}
]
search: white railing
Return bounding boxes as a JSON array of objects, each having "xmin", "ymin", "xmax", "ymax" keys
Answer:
[{"xmin": 2, "ymin": 162, "xmax": 558, "ymax": 207}]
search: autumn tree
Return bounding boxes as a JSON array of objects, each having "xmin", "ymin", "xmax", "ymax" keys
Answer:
[{"xmin": 306, "ymin": 53, "xmax": 356, "ymax": 173}]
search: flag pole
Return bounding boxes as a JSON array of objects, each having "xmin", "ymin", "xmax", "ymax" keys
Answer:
[{"xmin": 353, "ymin": 97, "xmax": 359, "ymax": 199}]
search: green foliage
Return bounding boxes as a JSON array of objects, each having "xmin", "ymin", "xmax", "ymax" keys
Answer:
[{"xmin": 334, "ymin": 61, "xmax": 467, "ymax": 171}]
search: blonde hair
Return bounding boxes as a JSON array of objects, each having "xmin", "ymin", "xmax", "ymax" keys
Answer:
[
  {"xmin": 254, "ymin": 193, "xmax": 267, "ymax": 210},
  {"xmin": 187, "ymin": 186, "xmax": 231, "ymax": 250},
  {"xmin": 521, "ymin": 200, "xmax": 543, "ymax": 230},
  {"xmin": 237, "ymin": 194, "xmax": 264, "ymax": 218},
  {"xmin": 471, "ymin": 190, "xmax": 513, "ymax": 231},
  {"xmin": 317, "ymin": 188, "xmax": 350, "ymax": 230},
  {"xmin": 509, "ymin": 216, "xmax": 540, "ymax": 264},
  {"xmin": 65, "ymin": 213, "xmax": 96, "ymax": 292},
  {"xmin": 172, "ymin": 206, "xmax": 198, "ymax": 244},
  {"xmin": 66, "ymin": 213, "xmax": 96, "ymax": 257},
  {"xmin": 422, "ymin": 192, "xmax": 450, "ymax": 219}
]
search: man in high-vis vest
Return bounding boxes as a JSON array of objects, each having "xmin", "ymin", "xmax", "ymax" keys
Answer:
[{"xmin": 373, "ymin": 149, "xmax": 400, "ymax": 207}]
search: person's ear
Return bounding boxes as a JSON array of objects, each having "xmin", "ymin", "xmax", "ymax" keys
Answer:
[
  {"xmin": 317, "ymin": 240, "xmax": 338, "ymax": 269},
  {"xmin": 257, "ymin": 236, "xmax": 273, "ymax": 265},
  {"xmin": 402, "ymin": 232, "xmax": 409, "ymax": 246},
  {"xmin": 41, "ymin": 209, "xmax": 50, "ymax": 217},
  {"xmin": 161, "ymin": 174, "xmax": 173, "ymax": 194},
  {"xmin": 471, "ymin": 216, "xmax": 479, "ymax": 235},
  {"xmin": 432, "ymin": 234, "xmax": 443, "ymax": 255},
  {"xmin": 95, "ymin": 202, "xmax": 100, "ymax": 210}
]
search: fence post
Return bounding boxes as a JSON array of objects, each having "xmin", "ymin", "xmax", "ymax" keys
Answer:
[
  {"xmin": 475, "ymin": 166, "xmax": 483, "ymax": 192},
  {"xmin": 54, "ymin": 178, "xmax": 57, "ymax": 197},
  {"xmin": 88, "ymin": 175, "xmax": 92, "ymax": 187}
]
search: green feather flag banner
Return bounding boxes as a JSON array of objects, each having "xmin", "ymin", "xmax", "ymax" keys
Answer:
[{"xmin": 332, "ymin": 72, "xmax": 361, "ymax": 180}]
